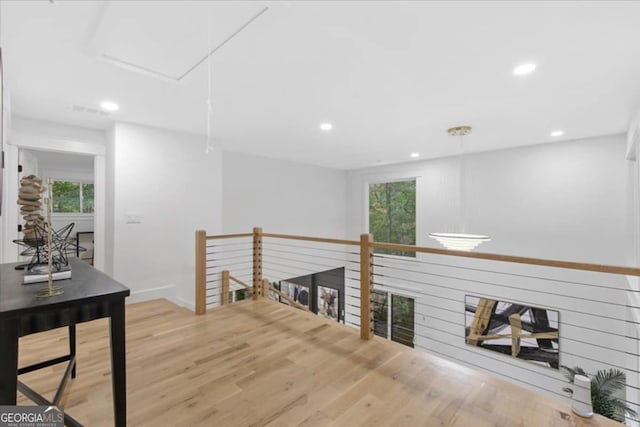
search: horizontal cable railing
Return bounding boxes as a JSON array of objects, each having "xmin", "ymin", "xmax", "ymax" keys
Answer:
[
  {"xmin": 262, "ymin": 233, "xmax": 362, "ymax": 330},
  {"xmin": 195, "ymin": 228, "xmax": 640, "ymax": 424},
  {"xmin": 372, "ymin": 251, "xmax": 640, "ymax": 422},
  {"xmin": 196, "ymin": 231, "xmax": 253, "ymax": 312}
]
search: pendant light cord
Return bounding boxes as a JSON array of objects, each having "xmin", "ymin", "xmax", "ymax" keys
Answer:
[{"xmin": 459, "ymin": 134, "xmax": 466, "ymax": 233}]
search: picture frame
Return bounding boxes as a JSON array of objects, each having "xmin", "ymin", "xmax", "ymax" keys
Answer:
[{"xmin": 465, "ymin": 295, "xmax": 559, "ymax": 369}]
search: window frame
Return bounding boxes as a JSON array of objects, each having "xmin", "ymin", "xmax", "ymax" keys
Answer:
[
  {"xmin": 364, "ymin": 173, "xmax": 421, "ymax": 258},
  {"xmin": 372, "ymin": 288, "xmax": 416, "ymax": 348},
  {"xmin": 51, "ymin": 179, "xmax": 95, "ymax": 216}
]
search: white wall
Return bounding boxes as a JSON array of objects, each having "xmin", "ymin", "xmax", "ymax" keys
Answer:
[
  {"xmin": 11, "ymin": 116, "xmax": 105, "ymax": 149},
  {"xmin": 347, "ymin": 133, "xmax": 632, "ymax": 266},
  {"xmin": 0, "ymin": 94, "xmax": 16, "ymax": 262},
  {"xmin": 104, "ymin": 126, "xmax": 116, "ymax": 276},
  {"xmin": 222, "ymin": 151, "xmax": 347, "ymax": 238},
  {"xmin": 19, "ymin": 149, "xmax": 39, "ymax": 176},
  {"xmin": 108, "ymin": 122, "xmax": 222, "ymax": 308}
]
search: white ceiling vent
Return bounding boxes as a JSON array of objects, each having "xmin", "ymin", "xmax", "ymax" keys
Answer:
[{"xmin": 72, "ymin": 105, "xmax": 110, "ymax": 116}]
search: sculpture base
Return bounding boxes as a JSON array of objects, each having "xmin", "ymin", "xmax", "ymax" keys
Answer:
[{"xmin": 36, "ymin": 285, "xmax": 64, "ymax": 298}]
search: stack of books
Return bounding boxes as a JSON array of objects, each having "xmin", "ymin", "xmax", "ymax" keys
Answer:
[{"xmin": 23, "ymin": 264, "xmax": 72, "ymax": 284}]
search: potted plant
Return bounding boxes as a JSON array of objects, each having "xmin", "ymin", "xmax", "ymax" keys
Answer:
[{"xmin": 561, "ymin": 365, "xmax": 637, "ymax": 423}]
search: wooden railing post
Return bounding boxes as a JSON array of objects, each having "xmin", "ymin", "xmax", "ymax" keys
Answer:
[
  {"xmin": 360, "ymin": 233, "xmax": 374, "ymax": 340},
  {"xmin": 262, "ymin": 278, "xmax": 269, "ymax": 298},
  {"xmin": 253, "ymin": 227, "xmax": 263, "ymax": 300},
  {"xmin": 221, "ymin": 270, "xmax": 230, "ymax": 305},
  {"xmin": 195, "ymin": 230, "xmax": 207, "ymax": 315}
]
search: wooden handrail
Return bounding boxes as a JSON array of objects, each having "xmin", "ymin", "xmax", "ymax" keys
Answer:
[
  {"xmin": 229, "ymin": 275, "xmax": 252, "ymax": 289},
  {"xmin": 198, "ymin": 227, "xmax": 640, "ymax": 326},
  {"xmin": 205, "ymin": 229, "xmax": 640, "ymax": 277},
  {"xmin": 262, "ymin": 233, "xmax": 359, "ymax": 247},
  {"xmin": 371, "ymin": 241, "xmax": 640, "ymax": 277},
  {"xmin": 268, "ymin": 285, "xmax": 309, "ymax": 311},
  {"xmin": 206, "ymin": 233, "xmax": 253, "ymax": 240}
]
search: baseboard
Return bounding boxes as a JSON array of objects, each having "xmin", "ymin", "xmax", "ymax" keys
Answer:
[
  {"xmin": 125, "ymin": 285, "xmax": 196, "ymax": 312},
  {"xmin": 173, "ymin": 296, "xmax": 195, "ymax": 312},
  {"xmin": 127, "ymin": 285, "xmax": 176, "ymax": 304}
]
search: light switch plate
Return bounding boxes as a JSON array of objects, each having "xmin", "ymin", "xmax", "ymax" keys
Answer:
[{"xmin": 125, "ymin": 213, "xmax": 142, "ymax": 224}]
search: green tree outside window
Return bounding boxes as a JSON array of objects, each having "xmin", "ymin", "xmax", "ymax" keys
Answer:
[
  {"xmin": 52, "ymin": 181, "xmax": 80, "ymax": 213},
  {"xmin": 369, "ymin": 180, "xmax": 416, "ymax": 257},
  {"xmin": 52, "ymin": 180, "xmax": 94, "ymax": 214},
  {"xmin": 82, "ymin": 183, "xmax": 94, "ymax": 214}
]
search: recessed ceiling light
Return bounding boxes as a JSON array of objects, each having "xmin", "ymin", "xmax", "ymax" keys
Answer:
[
  {"xmin": 550, "ymin": 130, "xmax": 564, "ymax": 137},
  {"xmin": 513, "ymin": 63, "xmax": 536, "ymax": 76},
  {"xmin": 320, "ymin": 122, "xmax": 333, "ymax": 131},
  {"xmin": 410, "ymin": 152, "xmax": 420, "ymax": 158},
  {"xmin": 100, "ymin": 100, "xmax": 119, "ymax": 112}
]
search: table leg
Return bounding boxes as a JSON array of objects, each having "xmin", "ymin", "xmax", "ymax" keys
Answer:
[
  {"xmin": 109, "ymin": 299, "xmax": 126, "ymax": 427},
  {"xmin": 0, "ymin": 317, "xmax": 19, "ymax": 405},
  {"xmin": 69, "ymin": 324, "xmax": 76, "ymax": 378}
]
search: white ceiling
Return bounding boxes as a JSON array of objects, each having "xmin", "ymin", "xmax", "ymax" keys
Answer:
[{"xmin": 2, "ymin": 0, "xmax": 640, "ymax": 169}]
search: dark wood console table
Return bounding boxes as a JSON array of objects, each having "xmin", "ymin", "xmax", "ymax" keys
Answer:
[{"xmin": 0, "ymin": 259, "xmax": 130, "ymax": 426}]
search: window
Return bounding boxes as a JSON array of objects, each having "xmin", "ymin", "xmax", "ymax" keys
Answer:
[
  {"xmin": 82, "ymin": 183, "xmax": 94, "ymax": 213},
  {"xmin": 368, "ymin": 179, "xmax": 416, "ymax": 256},
  {"xmin": 229, "ymin": 288, "xmax": 250, "ymax": 303},
  {"xmin": 52, "ymin": 180, "xmax": 94, "ymax": 214},
  {"xmin": 372, "ymin": 290, "xmax": 415, "ymax": 348}
]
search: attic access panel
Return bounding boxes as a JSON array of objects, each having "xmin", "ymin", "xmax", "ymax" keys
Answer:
[{"xmin": 93, "ymin": 2, "xmax": 266, "ymax": 81}]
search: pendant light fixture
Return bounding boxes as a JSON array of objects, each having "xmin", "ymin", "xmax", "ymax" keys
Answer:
[{"xmin": 429, "ymin": 126, "xmax": 491, "ymax": 251}]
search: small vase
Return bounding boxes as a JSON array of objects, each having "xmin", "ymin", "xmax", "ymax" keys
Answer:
[{"xmin": 571, "ymin": 374, "xmax": 594, "ymax": 417}]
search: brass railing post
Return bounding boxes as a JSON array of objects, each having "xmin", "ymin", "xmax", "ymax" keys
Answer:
[
  {"xmin": 360, "ymin": 233, "xmax": 374, "ymax": 340},
  {"xmin": 253, "ymin": 227, "xmax": 263, "ymax": 300},
  {"xmin": 221, "ymin": 270, "xmax": 230, "ymax": 305},
  {"xmin": 195, "ymin": 230, "xmax": 207, "ymax": 315}
]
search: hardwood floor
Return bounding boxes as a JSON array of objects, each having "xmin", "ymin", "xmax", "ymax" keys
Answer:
[{"xmin": 17, "ymin": 298, "xmax": 617, "ymax": 426}]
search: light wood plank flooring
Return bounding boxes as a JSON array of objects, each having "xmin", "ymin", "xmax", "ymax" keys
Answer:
[{"xmin": 17, "ymin": 298, "xmax": 618, "ymax": 426}]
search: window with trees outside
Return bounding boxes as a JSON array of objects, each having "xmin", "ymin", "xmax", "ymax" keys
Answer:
[
  {"xmin": 368, "ymin": 179, "xmax": 416, "ymax": 257},
  {"xmin": 372, "ymin": 290, "xmax": 415, "ymax": 348},
  {"xmin": 52, "ymin": 181, "xmax": 94, "ymax": 214}
]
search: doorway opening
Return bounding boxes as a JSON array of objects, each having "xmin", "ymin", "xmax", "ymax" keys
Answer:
[
  {"xmin": 16, "ymin": 148, "xmax": 97, "ymax": 267},
  {"xmin": 275, "ymin": 267, "xmax": 345, "ymax": 324}
]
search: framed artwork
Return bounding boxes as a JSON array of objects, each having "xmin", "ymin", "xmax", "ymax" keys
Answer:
[
  {"xmin": 275, "ymin": 268, "xmax": 345, "ymax": 324},
  {"xmin": 465, "ymin": 295, "xmax": 559, "ymax": 369},
  {"xmin": 317, "ymin": 286, "xmax": 339, "ymax": 322},
  {"xmin": 279, "ymin": 280, "xmax": 310, "ymax": 309}
]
